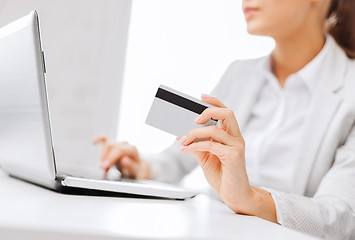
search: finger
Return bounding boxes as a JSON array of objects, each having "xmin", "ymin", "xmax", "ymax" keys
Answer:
[
  {"xmin": 180, "ymin": 140, "xmax": 226, "ymax": 157},
  {"xmin": 195, "ymin": 108, "xmax": 240, "ymax": 137},
  {"xmin": 201, "ymin": 94, "xmax": 227, "ymax": 108},
  {"xmin": 100, "ymin": 142, "xmax": 111, "ymax": 163},
  {"xmin": 94, "ymin": 136, "xmax": 111, "ymax": 163},
  {"xmin": 94, "ymin": 136, "xmax": 108, "ymax": 145},
  {"xmin": 103, "ymin": 143, "xmax": 140, "ymax": 172},
  {"xmin": 120, "ymin": 156, "xmax": 139, "ymax": 179},
  {"xmin": 102, "ymin": 148, "xmax": 121, "ymax": 172},
  {"xmin": 180, "ymin": 125, "xmax": 235, "ymax": 146},
  {"xmin": 101, "ymin": 146, "xmax": 130, "ymax": 172}
]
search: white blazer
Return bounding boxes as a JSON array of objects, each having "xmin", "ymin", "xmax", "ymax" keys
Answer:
[{"xmin": 145, "ymin": 36, "xmax": 355, "ymax": 239}]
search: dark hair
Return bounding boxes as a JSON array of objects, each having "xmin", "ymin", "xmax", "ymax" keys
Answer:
[{"xmin": 327, "ymin": 0, "xmax": 355, "ymax": 59}]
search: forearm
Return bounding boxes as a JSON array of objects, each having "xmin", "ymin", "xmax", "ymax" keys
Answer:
[{"xmin": 261, "ymin": 188, "xmax": 355, "ymax": 239}]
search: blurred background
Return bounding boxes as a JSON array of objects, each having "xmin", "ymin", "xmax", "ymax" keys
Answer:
[{"xmin": 0, "ymin": 0, "xmax": 274, "ymax": 176}]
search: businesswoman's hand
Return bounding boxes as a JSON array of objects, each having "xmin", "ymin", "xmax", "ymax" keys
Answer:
[
  {"xmin": 94, "ymin": 137, "xmax": 150, "ymax": 180},
  {"xmin": 178, "ymin": 95, "xmax": 277, "ymax": 223}
]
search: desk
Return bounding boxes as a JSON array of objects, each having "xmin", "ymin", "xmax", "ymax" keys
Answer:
[{"xmin": 0, "ymin": 170, "xmax": 317, "ymax": 240}]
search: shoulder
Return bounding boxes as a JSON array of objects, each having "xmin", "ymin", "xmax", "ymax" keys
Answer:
[
  {"xmin": 321, "ymin": 38, "xmax": 355, "ymax": 96},
  {"xmin": 346, "ymin": 58, "xmax": 355, "ymax": 77},
  {"xmin": 328, "ymin": 36, "xmax": 355, "ymax": 89},
  {"xmin": 335, "ymin": 57, "xmax": 355, "ymax": 122},
  {"xmin": 343, "ymin": 58, "xmax": 355, "ymax": 104},
  {"xmin": 343, "ymin": 57, "xmax": 355, "ymax": 89},
  {"xmin": 211, "ymin": 56, "xmax": 267, "ymax": 103},
  {"xmin": 216, "ymin": 56, "xmax": 267, "ymax": 87},
  {"xmin": 225, "ymin": 57, "xmax": 267, "ymax": 76}
]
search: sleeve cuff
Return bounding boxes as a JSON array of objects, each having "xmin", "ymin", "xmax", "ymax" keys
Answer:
[
  {"xmin": 142, "ymin": 152, "xmax": 162, "ymax": 181},
  {"xmin": 260, "ymin": 187, "xmax": 284, "ymax": 225}
]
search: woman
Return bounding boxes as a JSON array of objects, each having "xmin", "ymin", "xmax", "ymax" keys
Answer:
[{"xmin": 95, "ymin": 0, "xmax": 355, "ymax": 239}]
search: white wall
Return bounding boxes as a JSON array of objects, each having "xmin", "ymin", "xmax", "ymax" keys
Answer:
[
  {"xmin": 118, "ymin": 0, "xmax": 275, "ymax": 155},
  {"xmin": 0, "ymin": 0, "xmax": 131, "ymax": 171}
]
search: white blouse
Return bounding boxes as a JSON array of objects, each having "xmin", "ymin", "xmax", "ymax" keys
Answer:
[{"xmin": 243, "ymin": 37, "xmax": 330, "ymax": 193}]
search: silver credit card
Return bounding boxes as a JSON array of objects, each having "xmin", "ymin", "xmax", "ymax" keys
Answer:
[{"xmin": 145, "ymin": 85, "xmax": 217, "ymax": 137}]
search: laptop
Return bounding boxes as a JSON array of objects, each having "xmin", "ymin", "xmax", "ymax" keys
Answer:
[{"xmin": 0, "ymin": 10, "xmax": 197, "ymax": 200}]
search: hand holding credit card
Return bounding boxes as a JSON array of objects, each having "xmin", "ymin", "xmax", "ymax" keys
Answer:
[{"xmin": 145, "ymin": 85, "xmax": 217, "ymax": 137}]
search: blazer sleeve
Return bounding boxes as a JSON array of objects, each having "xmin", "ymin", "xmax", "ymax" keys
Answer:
[
  {"xmin": 265, "ymin": 122, "xmax": 355, "ymax": 240},
  {"xmin": 143, "ymin": 141, "xmax": 198, "ymax": 183}
]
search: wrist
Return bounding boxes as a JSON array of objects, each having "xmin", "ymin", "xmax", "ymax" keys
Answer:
[
  {"xmin": 141, "ymin": 159, "xmax": 151, "ymax": 180},
  {"xmin": 248, "ymin": 187, "xmax": 278, "ymax": 223},
  {"xmin": 223, "ymin": 186, "xmax": 256, "ymax": 215},
  {"xmin": 227, "ymin": 187, "xmax": 277, "ymax": 223}
]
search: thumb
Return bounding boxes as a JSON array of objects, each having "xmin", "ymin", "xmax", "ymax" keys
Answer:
[{"xmin": 201, "ymin": 94, "xmax": 226, "ymax": 108}]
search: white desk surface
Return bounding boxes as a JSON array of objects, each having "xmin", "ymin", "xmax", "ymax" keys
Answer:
[{"xmin": 0, "ymin": 170, "xmax": 317, "ymax": 240}]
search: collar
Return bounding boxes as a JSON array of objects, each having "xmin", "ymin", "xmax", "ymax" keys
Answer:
[
  {"xmin": 296, "ymin": 35, "xmax": 333, "ymax": 92},
  {"xmin": 256, "ymin": 35, "xmax": 337, "ymax": 93}
]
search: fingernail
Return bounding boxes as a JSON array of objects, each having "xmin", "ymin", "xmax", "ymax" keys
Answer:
[
  {"xmin": 178, "ymin": 136, "xmax": 187, "ymax": 145},
  {"xmin": 201, "ymin": 94, "xmax": 211, "ymax": 99},
  {"xmin": 194, "ymin": 115, "xmax": 202, "ymax": 123}
]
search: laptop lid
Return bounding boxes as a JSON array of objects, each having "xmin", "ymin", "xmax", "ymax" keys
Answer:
[
  {"xmin": 0, "ymin": 11, "xmax": 57, "ymax": 188},
  {"xmin": 0, "ymin": 11, "xmax": 198, "ymax": 200}
]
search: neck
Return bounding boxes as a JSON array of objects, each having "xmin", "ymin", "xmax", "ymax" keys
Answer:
[{"xmin": 271, "ymin": 27, "xmax": 326, "ymax": 87}]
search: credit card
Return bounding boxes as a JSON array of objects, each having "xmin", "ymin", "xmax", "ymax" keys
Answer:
[{"xmin": 145, "ymin": 85, "xmax": 217, "ymax": 137}]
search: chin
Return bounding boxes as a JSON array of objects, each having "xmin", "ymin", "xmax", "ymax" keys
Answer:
[
  {"xmin": 246, "ymin": 25, "xmax": 266, "ymax": 36},
  {"xmin": 245, "ymin": 21, "xmax": 272, "ymax": 37}
]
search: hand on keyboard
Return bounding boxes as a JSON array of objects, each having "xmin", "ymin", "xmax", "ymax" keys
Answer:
[{"xmin": 94, "ymin": 136, "xmax": 151, "ymax": 180}]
